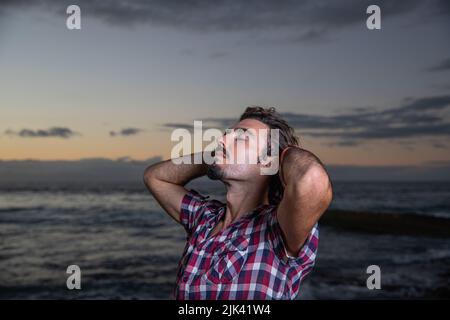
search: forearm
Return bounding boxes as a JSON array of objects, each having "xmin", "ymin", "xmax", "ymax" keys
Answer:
[
  {"xmin": 277, "ymin": 147, "xmax": 332, "ymax": 254},
  {"xmin": 144, "ymin": 152, "xmax": 208, "ymax": 186},
  {"xmin": 280, "ymin": 147, "xmax": 328, "ymax": 187}
]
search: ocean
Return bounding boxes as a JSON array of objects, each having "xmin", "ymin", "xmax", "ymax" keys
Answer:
[{"xmin": 1, "ymin": 180, "xmax": 449, "ymax": 299}]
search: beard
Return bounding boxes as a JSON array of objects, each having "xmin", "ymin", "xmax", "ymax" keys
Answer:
[{"xmin": 206, "ymin": 163, "xmax": 225, "ymax": 180}]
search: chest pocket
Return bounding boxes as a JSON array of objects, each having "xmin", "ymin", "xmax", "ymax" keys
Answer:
[{"xmin": 204, "ymin": 235, "xmax": 250, "ymax": 284}]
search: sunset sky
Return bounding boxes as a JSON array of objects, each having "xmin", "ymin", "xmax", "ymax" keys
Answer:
[{"xmin": 1, "ymin": 0, "xmax": 449, "ymax": 169}]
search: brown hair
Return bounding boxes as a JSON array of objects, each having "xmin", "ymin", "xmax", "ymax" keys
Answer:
[{"xmin": 239, "ymin": 106, "xmax": 300, "ymax": 205}]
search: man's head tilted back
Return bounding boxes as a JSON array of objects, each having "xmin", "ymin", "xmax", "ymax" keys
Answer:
[{"xmin": 206, "ymin": 106, "xmax": 299, "ymax": 205}]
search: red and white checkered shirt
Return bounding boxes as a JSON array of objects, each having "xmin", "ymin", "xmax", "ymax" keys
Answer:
[{"xmin": 175, "ymin": 189, "xmax": 319, "ymax": 300}]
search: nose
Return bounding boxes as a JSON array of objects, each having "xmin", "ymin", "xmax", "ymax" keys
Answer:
[
  {"xmin": 216, "ymin": 141, "xmax": 226, "ymax": 155},
  {"xmin": 216, "ymin": 134, "xmax": 229, "ymax": 158},
  {"xmin": 217, "ymin": 131, "xmax": 230, "ymax": 150},
  {"xmin": 218, "ymin": 133, "xmax": 225, "ymax": 145}
]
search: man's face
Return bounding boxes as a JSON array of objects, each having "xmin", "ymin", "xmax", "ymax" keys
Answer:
[{"xmin": 207, "ymin": 118, "xmax": 271, "ymax": 181}]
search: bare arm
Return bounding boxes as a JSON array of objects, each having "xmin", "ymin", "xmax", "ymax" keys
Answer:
[
  {"xmin": 277, "ymin": 148, "xmax": 333, "ymax": 256},
  {"xmin": 143, "ymin": 153, "xmax": 207, "ymax": 223}
]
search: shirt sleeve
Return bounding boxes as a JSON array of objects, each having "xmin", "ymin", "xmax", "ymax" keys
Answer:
[
  {"xmin": 180, "ymin": 188, "xmax": 210, "ymax": 235},
  {"xmin": 266, "ymin": 206, "xmax": 319, "ymax": 269}
]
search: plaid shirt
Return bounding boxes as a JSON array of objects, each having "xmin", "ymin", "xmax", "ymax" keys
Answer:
[{"xmin": 175, "ymin": 189, "xmax": 319, "ymax": 300}]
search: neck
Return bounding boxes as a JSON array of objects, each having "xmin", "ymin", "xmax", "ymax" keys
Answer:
[{"xmin": 221, "ymin": 179, "xmax": 269, "ymax": 226}]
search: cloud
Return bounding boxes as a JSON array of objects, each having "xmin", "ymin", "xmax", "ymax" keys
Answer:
[
  {"xmin": 162, "ymin": 123, "xmax": 195, "ymax": 131},
  {"xmin": 425, "ymin": 159, "xmax": 450, "ymax": 166},
  {"xmin": 427, "ymin": 57, "xmax": 450, "ymax": 72},
  {"xmin": 431, "ymin": 142, "xmax": 448, "ymax": 149},
  {"xmin": 109, "ymin": 127, "xmax": 143, "ymax": 137},
  {"xmin": 0, "ymin": 0, "xmax": 434, "ymax": 43},
  {"xmin": 436, "ymin": 0, "xmax": 450, "ymax": 16},
  {"xmin": 161, "ymin": 122, "xmax": 218, "ymax": 132},
  {"xmin": 0, "ymin": 156, "xmax": 162, "ymax": 183},
  {"xmin": 0, "ymin": 157, "xmax": 449, "ymax": 182},
  {"xmin": 4, "ymin": 127, "xmax": 79, "ymax": 138},
  {"xmin": 186, "ymin": 95, "xmax": 450, "ymax": 146},
  {"xmin": 326, "ymin": 140, "xmax": 360, "ymax": 147},
  {"xmin": 209, "ymin": 51, "xmax": 229, "ymax": 59}
]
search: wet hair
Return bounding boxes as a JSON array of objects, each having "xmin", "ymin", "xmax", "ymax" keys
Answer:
[{"xmin": 239, "ymin": 106, "xmax": 300, "ymax": 205}]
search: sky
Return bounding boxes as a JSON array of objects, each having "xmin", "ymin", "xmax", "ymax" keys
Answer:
[{"xmin": 0, "ymin": 0, "xmax": 449, "ymax": 177}]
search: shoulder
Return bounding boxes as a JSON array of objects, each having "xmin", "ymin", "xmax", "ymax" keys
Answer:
[{"xmin": 180, "ymin": 188, "xmax": 224, "ymax": 235}]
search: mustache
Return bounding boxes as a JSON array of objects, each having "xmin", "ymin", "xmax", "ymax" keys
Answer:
[{"xmin": 212, "ymin": 143, "xmax": 229, "ymax": 159}]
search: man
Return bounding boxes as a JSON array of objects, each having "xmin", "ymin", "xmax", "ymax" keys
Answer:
[{"xmin": 143, "ymin": 106, "xmax": 333, "ymax": 299}]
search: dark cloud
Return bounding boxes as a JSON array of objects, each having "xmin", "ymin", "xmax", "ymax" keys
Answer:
[
  {"xmin": 4, "ymin": 127, "xmax": 79, "ymax": 138},
  {"xmin": 436, "ymin": 0, "xmax": 450, "ymax": 16},
  {"xmin": 110, "ymin": 127, "xmax": 143, "ymax": 137},
  {"xmin": 162, "ymin": 123, "xmax": 195, "ymax": 131},
  {"xmin": 431, "ymin": 142, "xmax": 448, "ymax": 149},
  {"xmin": 1, "ymin": 0, "xmax": 435, "ymax": 42},
  {"xmin": 0, "ymin": 156, "xmax": 162, "ymax": 183},
  {"xmin": 191, "ymin": 95, "xmax": 450, "ymax": 146},
  {"xmin": 209, "ymin": 51, "xmax": 229, "ymax": 59},
  {"xmin": 0, "ymin": 157, "xmax": 449, "ymax": 182},
  {"xmin": 430, "ymin": 83, "xmax": 450, "ymax": 91},
  {"xmin": 425, "ymin": 159, "xmax": 450, "ymax": 166},
  {"xmin": 161, "ymin": 122, "xmax": 217, "ymax": 132},
  {"xmin": 326, "ymin": 140, "xmax": 360, "ymax": 147},
  {"xmin": 427, "ymin": 57, "xmax": 450, "ymax": 72}
]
